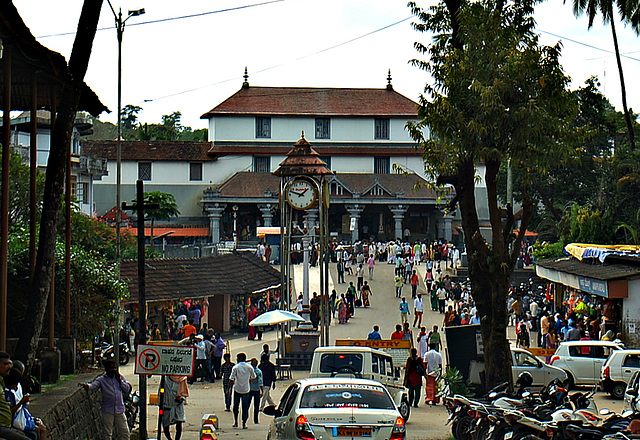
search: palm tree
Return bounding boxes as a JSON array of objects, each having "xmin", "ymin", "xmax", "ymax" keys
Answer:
[{"xmin": 568, "ymin": 0, "xmax": 639, "ymax": 149}]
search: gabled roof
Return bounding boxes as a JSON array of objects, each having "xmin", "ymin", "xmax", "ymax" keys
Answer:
[
  {"xmin": 120, "ymin": 253, "xmax": 281, "ymax": 303},
  {"xmin": 201, "ymin": 86, "xmax": 419, "ymax": 119},
  {"xmin": 81, "ymin": 140, "xmax": 213, "ymax": 161}
]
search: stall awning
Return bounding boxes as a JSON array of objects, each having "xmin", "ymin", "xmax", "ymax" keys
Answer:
[{"xmin": 535, "ymin": 257, "xmax": 640, "ymax": 298}]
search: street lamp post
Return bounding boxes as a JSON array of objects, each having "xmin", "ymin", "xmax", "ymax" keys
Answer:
[
  {"xmin": 106, "ymin": 2, "xmax": 145, "ymax": 438},
  {"xmin": 232, "ymin": 205, "xmax": 239, "ymax": 248}
]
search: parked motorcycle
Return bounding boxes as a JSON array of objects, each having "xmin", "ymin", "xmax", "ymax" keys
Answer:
[{"xmin": 125, "ymin": 390, "xmax": 140, "ymax": 430}]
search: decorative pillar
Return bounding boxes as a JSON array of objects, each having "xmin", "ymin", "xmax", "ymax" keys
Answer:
[
  {"xmin": 443, "ymin": 213, "xmax": 454, "ymax": 242},
  {"xmin": 258, "ymin": 204, "xmax": 274, "ymax": 227},
  {"xmin": 390, "ymin": 204, "xmax": 408, "ymax": 242},
  {"xmin": 207, "ymin": 203, "xmax": 226, "ymax": 244},
  {"xmin": 345, "ymin": 205, "xmax": 363, "ymax": 244}
]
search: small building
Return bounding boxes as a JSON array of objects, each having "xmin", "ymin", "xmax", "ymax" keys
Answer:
[
  {"xmin": 120, "ymin": 252, "xmax": 281, "ymax": 333},
  {"xmin": 536, "ymin": 244, "xmax": 640, "ymax": 347}
]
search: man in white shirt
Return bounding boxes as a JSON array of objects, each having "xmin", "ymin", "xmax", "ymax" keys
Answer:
[
  {"xmin": 423, "ymin": 343, "xmax": 443, "ymax": 405},
  {"xmin": 413, "ymin": 294, "xmax": 424, "ymax": 328},
  {"xmin": 227, "ymin": 352, "xmax": 256, "ymax": 429}
]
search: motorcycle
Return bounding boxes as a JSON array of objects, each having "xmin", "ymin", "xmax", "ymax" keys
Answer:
[
  {"xmin": 100, "ymin": 341, "xmax": 130, "ymax": 366},
  {"xmin": 125, "ymin": 390, "xmax": 140, "ymax": 431}
]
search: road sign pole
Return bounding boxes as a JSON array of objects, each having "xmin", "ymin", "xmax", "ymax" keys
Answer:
[{"xmin": 158, "ymin": 375, "xmax": 165, "ymax": 438}]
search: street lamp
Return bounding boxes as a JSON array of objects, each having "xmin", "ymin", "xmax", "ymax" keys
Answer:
[
  {"xmin": 107, "ymin": 2, "xmax": 145, "ymax": 438},
  {"xmin": 232, "ymin": 205, "xmax": 239, "ymax": 248}
]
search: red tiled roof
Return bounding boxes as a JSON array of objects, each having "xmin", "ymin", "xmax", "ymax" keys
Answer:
[
  {"xmin": 81, "ymin": 140, "xmax": 213, "ymax": 161},
  {"xmin": 120, "ymin": 252, "xmax": 281, "ymax": 303},
  {"xmin": 201, "ymin": 86, "xmax": 419, "ymax": 118},
  {"xmin": 216, "ymin": 172, "xmax": 437, "ymax": 200},
  {"xmin": 126, "ymin": 227, "xmax": 209, "ymax": 237}
]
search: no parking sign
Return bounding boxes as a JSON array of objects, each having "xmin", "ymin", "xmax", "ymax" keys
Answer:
[{"xmin": 135, "ymin": 344, "xmax": 195, "ymax": 376}]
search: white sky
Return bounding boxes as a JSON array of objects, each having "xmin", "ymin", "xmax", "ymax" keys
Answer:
[{"xmin": 12, "ymin": 0, "xmax": 640, "ymax": 130}]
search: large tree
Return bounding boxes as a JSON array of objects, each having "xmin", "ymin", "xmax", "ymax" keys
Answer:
[
  {"xmin": 14, "ymin": 0, "xmax": 104, "ymax": 371},
  {"xmin": 408, "ymin": 0, "xmax": 576, "ymax": 388},
  {"xmin": 129, "ymin": 191, "xmax": 180, "ymax": 254}
]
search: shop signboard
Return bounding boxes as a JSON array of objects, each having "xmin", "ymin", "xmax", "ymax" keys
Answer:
[
  {"xmin": 578, "ymin": 276, "xmax": 608, "ymax": 297},
  {"xmin": 335, "ymin": 339, "xmax": 411, "ymax": 366},
  {"xmin": 135, "ymin": 344, "xmax": 195, "ymax": 376}
]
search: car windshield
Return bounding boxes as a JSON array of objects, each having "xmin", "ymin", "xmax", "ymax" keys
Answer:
[
  {"xmin": 299, "ymin": 383, "xmax": 395, "ymax": 410},
  {"xmin": 319, "ymin": 353, "xmax": 363, "ymax": 373}
]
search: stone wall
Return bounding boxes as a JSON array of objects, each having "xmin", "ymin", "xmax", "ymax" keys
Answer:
[{"xmin": 41, "ymin": 385, "xmax": 104, "ymax": 440}]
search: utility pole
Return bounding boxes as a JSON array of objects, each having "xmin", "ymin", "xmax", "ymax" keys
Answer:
[{"xmin": 122, "ymin": 179, "xmax": 157, "ymax": 440}]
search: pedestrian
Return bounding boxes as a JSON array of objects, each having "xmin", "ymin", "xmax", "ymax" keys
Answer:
[
  {"xmin": 404, "ymin": 348, "xmax": 425, "ymax": 408},
  {"xmin": 413, "ymin": 294, "xmax": 424, "ymax": 328},
  {"xmin": 160, "ymin": 375, "xmax": 189, "ymax": 440},
  {"xmin": 212, "ymin": 333, "xmax": 226, "ymax": 380},
  {"xmin": 399, "ymin": 297, "xmax": 410, "ymax": 325},
  {"xmin": 367, "ymin": 325, "xmax": 382, "ymax": 340},
  {"xmin": 337, "ymin": 259, "xmax": 345, "ymax": 284},
  {"xmin": 428, "ymin": 325, "xmax": 441, "ymax": 352},
  {"xmin": 80, "ymin": 360, "xmax": 131, "ymax": 440},
  {"xmin": 423, "ymin": 343, "xmax": 443, "ymax": 405},
  {"xmin": 417, "ymin": 327, "xmax": 428, "ymax": 358},
  {"xmin": 189, "ymin": 334, "xmax": 208, "ymax": 384},
  {"xmin": 248, "ymin": 358, "xmax": 264, "ymax": 424},
  {"xmin": 338, "ymin": 295, "xmax": 348, "ymax": 324},
  {"xmin": 221, "ymin": 353, "xmax": 235, "ymax": 412},
  {"xmin": 410, "ymin": 270, "xmax": 419, "ymax": 299},
  {"xmin": 394, "ymin": 274, "xmax": 403, "ymax": 298},
  {"xmin": 390, "ymin": 324, "xmax": 403, "ymax": 340},
  {"xmin": 258, "ymin": 354, "xmax": 277, "ymax": 411},
  {"xmin": 3, "ymin": 368, "xmax": 46, "ymax": 440},
  {"xmin": 356, "ymin": 264, "xmax": 365, "ymax": 291},
  {"xmin": 367, "ymin": 254, "xmax": 375, "ymax": 280},
  {"xmin": 436, "ymin": 283, "xmax": 447, "ymax": 314},
  {"xmin": 227, "ymin": 352, "xmax": 256, "ymax": 429},
  {"xmin": 402, "ymin": 322, "xmax": 414, "ymax": 347},
  {"xmin": 361, "ymin": 281, "xmax": 373, "ymax": 307}
]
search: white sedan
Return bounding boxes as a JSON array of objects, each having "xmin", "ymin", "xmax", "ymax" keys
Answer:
[{"xmin": 263, "ymin": 378, "xmax": 406, "ymax": 440}]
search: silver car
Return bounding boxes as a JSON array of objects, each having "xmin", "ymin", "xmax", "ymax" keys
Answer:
[{"xmin": 264, "ymin": 378, "xmax": 406, "ymax": 440}]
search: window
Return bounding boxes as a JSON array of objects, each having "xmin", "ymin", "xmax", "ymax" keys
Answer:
[
  {"xmin": 76, "ymin": 182, "xmax": 89, "ymax": 204},
  {"xmin": 256, "ymin": 117, "xmax": 271, "ymax": 138},
  {"xmin": 189, "ymin": 162, "xmax": 203, "ymax": 181},
  {"xmin": 299, "ymin": 384, "xmax": 395, "ymax": 410},
  {"xmin": 138, "ymin": 162, "xmax": 152, "ymax": 181},
  {"xmin": 374, "ymin": 156, "xmax": 390, "ymax": 174},
  {"xmin": 253, "ymin": 156, "xmax": 271, "ymax": 173},
  {"xmin": 374, "ymin": 118, "xmax": 390, "ymax": 139},
  {"xmin": 330, "ymin": 182, "xmax": 343, "ymax": 195},
  {"xmin": 315, "ymin": 118, "xmax": 330, "ymax": 139},
  {"xmin": 319, "ymin": 353, "xmax": 363, "ymax": 374},
  {"xmin": 319, "ymin": 156, "xmax": 331, "ymax": 170},
  {"xmin": 624, "ymin": 355, "xmax": 640, "ymax": 368}
]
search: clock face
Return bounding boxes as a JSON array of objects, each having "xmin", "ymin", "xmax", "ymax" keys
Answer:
[{"xmin": 286, "ymin": 179, "xmax": 317, "ymax": 210}]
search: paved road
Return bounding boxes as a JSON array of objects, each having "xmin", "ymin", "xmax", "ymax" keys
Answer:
[{"xmin": 119, "ymin": 260, "xmax": 453, "ymax": 439}]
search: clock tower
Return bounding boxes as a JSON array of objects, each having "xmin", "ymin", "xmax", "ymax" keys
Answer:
[{"xmin": 274, "ymin": 133, "xmax": 332, "ymax": 359}]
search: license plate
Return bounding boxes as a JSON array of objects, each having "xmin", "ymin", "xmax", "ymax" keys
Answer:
[
  {"xmin": 505, "ymin": 431, "xmax": 513, "ymax": 440},
  {"xmin": 334, "ymin": 427, "xmax": 373, "ymax": 437}
]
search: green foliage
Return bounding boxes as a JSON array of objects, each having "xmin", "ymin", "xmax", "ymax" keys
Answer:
[
  {"xmin": 0, "ymin": 150, "xmax": 45, "ymax": 228},
  {"xmin": 442, "ymin": 367, "xmax": 471, "ymax": 396},
  {"xmin": 532, "ymin": 241, "xmax": 565, "ymax": 259},
  {"xmin": 130, "ymin": 191, "xmax": 180, "ymax": 224},
  {"xmin": 559, "ymin": 202, "xmax": 616, "ymax": 244}
]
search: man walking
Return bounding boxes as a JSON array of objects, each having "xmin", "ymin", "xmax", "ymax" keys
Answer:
[
  {"xmin": 367, "ymin": 325, "xmax": 382, "ymax": 340},
  {"xmin": 248, "ymin": 358, "xmax": 263, "ymax": 425},
  {"xmin": 258, "ymin": 354, "xmax": 277, "ymax": 411},
  {"xmin": 413, "ymin": 294, "xmax": 424, "ymax": 328},
  {"xmin": 80, "ymin": 360, "xmax": 132, "ymax": 439},
  {"xmin": 399, "ymin": 297, "xmax": 410, "ymax": 325},
  {"xmin": 410, "ymin": 270, "xmax": 419, "ymax": 299},
  {"xmin": 423, "ymin": 343, "xmax": 443, "ymax": 405},
  {"xmin": 227, "ymin": 352, "xmax": 256, "ymax": 429}
]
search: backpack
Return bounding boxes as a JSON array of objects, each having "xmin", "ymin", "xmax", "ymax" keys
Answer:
[{"xmin": 415, "ymin": 360, "xmax": 426, "ymax": 376}]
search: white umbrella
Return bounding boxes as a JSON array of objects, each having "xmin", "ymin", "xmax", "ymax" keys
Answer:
[{"xmin": 249, "ymin": 310, "xmax": 305, "ymax": 327}]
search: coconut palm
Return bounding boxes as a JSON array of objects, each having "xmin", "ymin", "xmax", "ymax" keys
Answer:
[{"xmin": 568, "ymin": 0, "xmax": 639, "ymax": 149}]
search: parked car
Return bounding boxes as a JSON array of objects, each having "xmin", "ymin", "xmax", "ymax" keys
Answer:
[
  {"xmin": 624, "ymin": 370, "xmax": 640, "ymax": 412},
  {"xmin": 469, "ymin": 347, "xmax": 567, "ymax": 390},
  {"xmin": 549, "ymin": 340, "xmax": 624, "ymax": 387},
  {"xmin": 263, "ymin": 378, "xmax": 406, "ymax": 440},
  {"xmin": 600, "ymin": 349, "xmax": 640, "ymax": 398},
  {"xmin": 309, "ymin": 346, "xmax": 411, "ymax": 421}
]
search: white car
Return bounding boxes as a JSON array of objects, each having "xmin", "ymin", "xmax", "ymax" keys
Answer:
[
  {"xmin": 511, "ymin": 347, "xmax": 568, "ymax": 389},
  {"xmin": 263, "ymin": 378, "xmax": 406, "ymax": 440},
  {"xmin": 600, "ymin": 349, "xmax": 640, "ymax": 399},
  {"xmin": 549, "ymin": 340, "xmax": 624, "ymax": 387},
  {"xmin": 624, "ymin": 371, "xmax": 640, "ymax": 412}
]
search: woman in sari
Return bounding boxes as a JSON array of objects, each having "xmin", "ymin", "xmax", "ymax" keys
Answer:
[
  {"xmin": 361, "ymin": 281, "xmax": 372, "ymax": 307},
  {"xmin": 338, "ymin": 295, "xmax": 348, "ymax": 324},
  {"xmin": 545, "ymin": 327, "xmax": 558, "ymax": 363},
  {"xmin": 247, "ymin": 305, "xmax": 258, "ymax": 340}
]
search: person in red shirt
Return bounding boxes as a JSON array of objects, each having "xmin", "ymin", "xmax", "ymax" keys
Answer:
[
  {"xmin": 181, "ymin": 319, "xmax": 197, "ymax": 339},
  {"xmin": 391, "ymin": 324, "xmax": 403, "ymax": 340},
  {"xmin": 410, "ymin": 270, "xmax": 420, "ymax": 299}
]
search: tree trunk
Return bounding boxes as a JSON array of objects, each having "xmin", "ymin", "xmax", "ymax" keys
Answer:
[
  {"xmin": 610, "ymin": 19, "xmax": 636, "ymax": 150},
  {"xmin": 455, "ymin": 159, "xmax": 514, "ymax": 389},
  {"xmin": 14, "ymin": 0, "xmax": 103, "ymax": 371}
]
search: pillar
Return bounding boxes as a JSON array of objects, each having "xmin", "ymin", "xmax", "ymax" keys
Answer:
[
  {"xmin": 345, "ymin": 205, "xmax": 363, "ymax": 244},
  {"xmin": 390, "ymin": 204, "xmax": 408, "ymax": 242},
  {"xmin": 258, "ymin": 204, "xmax": 274, "ymax": 227},
  {"xmin": 207, "ymin": 203, "xmax": 226, "ymax": 244},
  {"xmin": 443, "ymin": 214, "xmax": 454, "ymax": 243}
]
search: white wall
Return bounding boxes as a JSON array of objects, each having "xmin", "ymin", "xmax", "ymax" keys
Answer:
[
  {"xmin": 624, "ymin": 279, "xmax": 640, "ymax": 347},
  {"xmin": 209, "ymin": 116, "xmax": 421, "ymax": 143}
]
